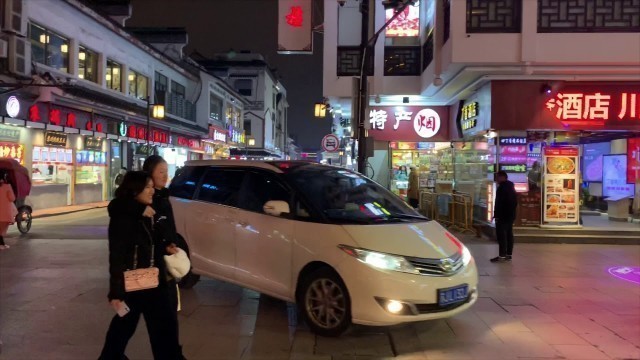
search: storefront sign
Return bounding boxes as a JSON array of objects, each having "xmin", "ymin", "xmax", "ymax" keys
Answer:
[
  {"xmin": 0, "ymin": 125, "xmax": 21, "ymax": 142},
  {"xmin": 500, "ymin": 145, "xmax": 526, "ymax": 155},
  {"xmin": 368, "ymin": 106, "xmax": 449, "ymax": 142},
  {"xmin": 84, "ymin": 137, "xmax": 103, "ymax": 151},
  {"xmin": 491, "ymin": 82, "xmax": 640, "ymax": 131},
  {"xmin": 0, "ymin": 142, "xmax": 25, "ymax": 164},
  {"xmin": 28, "ymin": 103, "xmax": 105, "ymax": 132},
  {"xmin": 227, "ymin": 125, "xmax": 245, "ymax": 144},
  {"xmin": 177, "ymin": 136, "xmax": 203, "ymax": 150},
  {"xmin": 44, "ymin": 132, "xmax": 68, "ymax": 147},
  {"xmin": 498, "ymin": 164, "xmax": 527, "ymax": 173},
  {"xmin": 499, "ymin": 137, "xmax": 527, "ymax": 145},
  {"xmin": 543, "ymin": 146, "xmax": 580, "ymax": 224},
  {"xmin": 135, "ymin": 144, "xmax": 153, "ymax": 156},
  {"xmin": 461, "ymin": 102, "xmax": 479, "ymax": 131},
  {"xmin": 208, "ymin": 126, "xmax": 227, "ymax": 143},
  {"xmin": 628, "ymin": 138, "xmax": 640, "ymax": 183},
  {"xmin": 5, "ymin": 96, "xmax": 20, "ymax": 118},
  {"xmin": 119, "ymin": 122, "xmax": 128, "ymax": 137}
]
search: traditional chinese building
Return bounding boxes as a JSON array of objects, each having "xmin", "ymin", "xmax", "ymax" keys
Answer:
[{"xmin": 322, "ymin": 0, "xmax": 640, "ymax": 242}]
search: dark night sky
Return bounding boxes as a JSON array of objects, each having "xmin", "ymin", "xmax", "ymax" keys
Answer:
[{"xmin": 127, "ymin": 0, "xmax": 330, "ymax": 151}]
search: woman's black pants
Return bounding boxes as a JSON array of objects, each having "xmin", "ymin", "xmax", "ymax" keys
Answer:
[{"xmin": 99, "ymin": 285, "xmax": 179, "ymax": 360}]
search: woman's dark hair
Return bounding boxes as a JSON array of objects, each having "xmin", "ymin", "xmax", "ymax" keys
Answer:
[
  {"xmin": 142, "ymin": 155, "xmax": 167, "ymax": 175},
  {"xmin": 114, "ymin": 171, "xmax": 151, "ymax": 199}
]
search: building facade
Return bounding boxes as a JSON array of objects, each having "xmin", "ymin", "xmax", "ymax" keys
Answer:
[
  {"xmin": 0, "ymin": 0, "xmax": 247, "ymax": 210},
  {"xmin": 323, "ymin": 0, "xmax": 640, "ymax": 232}
]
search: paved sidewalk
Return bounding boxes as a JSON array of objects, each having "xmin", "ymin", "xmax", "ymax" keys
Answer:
[
  {"xmin": 1, "ymin": 235, "xmax": 639, "ymax": 359},
  {"xmin": 30, "ymin": 201, "xmax": 109, "ymax": 219}
]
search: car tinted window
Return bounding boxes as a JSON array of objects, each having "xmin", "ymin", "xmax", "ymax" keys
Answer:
[
  {"xmin": 169, "ymin": 166, "xmax": 205, "ymax": 199},
  {"xmin": 239, "ymin": 172, "xmax": 290, "ymax": 213},
  {"xmin": 197, "ymin": 168, "xmax": 245, "ymax": 207}
]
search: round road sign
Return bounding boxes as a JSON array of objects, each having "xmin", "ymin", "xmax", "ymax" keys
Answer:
[{"xmin": 321, "ymin": 134, "xmax": 340, "ymax": 152}]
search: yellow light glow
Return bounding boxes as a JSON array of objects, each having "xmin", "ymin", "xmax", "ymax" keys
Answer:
[
  {"xmin": 152, "ymin": 104, "xmax": 165, "ymax": 119},
  {"xmin": 248, "ymin": 138, "xmax": 256, "ymax": 146},
  {"xmin": 314, "ymin": 103, "xmax": 326, "ymax": 118},
  {"xmin": 105, "ymin": 74, "xmax": 112, "ymax": 81},
  {"xmin": 78, "ymin": 74, "xmax": 84, "ymax": 79},
  {"xmin": 39, "ymin": 34, "xmax": 49, "ymax": 43},
  {"xmin": 386, "ymin": 300, "xmax": 403, "ymax": 314},
  {"xmin": 113, "ymin": 67, "xmax": 119, "ymax": 75},
  {"xmin": 128, "ymin": 73, "xmax": 135, "ymax": 81},
  {"xmin": 60, "ymin": 44, "xmax": 68, "ymax": 53},
  {"xmin": 78, "ymin": 52, "xmax": 86, "ymax": 61}
]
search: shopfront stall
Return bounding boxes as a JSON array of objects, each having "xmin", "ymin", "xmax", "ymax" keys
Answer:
[
  {"xmin": 31, "ymin": 132, "xmax": 74, "ymax": 208},
  {"xmin": 75, "ymin": 136, "xmax": 107, "ymax": 204}
]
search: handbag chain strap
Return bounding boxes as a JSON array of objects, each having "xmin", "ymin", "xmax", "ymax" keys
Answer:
[{"xmin": 133, "ymin": 219, "xmax": 155, "ymax": 270}]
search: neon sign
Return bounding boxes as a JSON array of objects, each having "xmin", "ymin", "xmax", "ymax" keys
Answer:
[
  {"xmin": 285, "ymin": 6, "xmax": 303, "ymax": 27},
  {"xmin": 545, "ymin": 92, "xmax": 640, "ymax": 126},
  {"xmin": 461, "ymin": 102, "xmax": 478, "ymax": 131}
]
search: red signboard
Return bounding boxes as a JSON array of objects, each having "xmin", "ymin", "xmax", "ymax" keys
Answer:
[
  {"xmin": 28, "ymin": 102, "xmax": 105, "ymax": 133},
  {"xmin": 628, "ymin": 137, "xmax": 640, "ymax": 183},
  {"xmin": 177, "ymin": 136, "xmax": 203, "ymax": 150},
  {"xmin": 367, "ymin": 106, "xmax": 449, "ymax": 142},
  {"xmin": 491, "ymin": 82, "xmax": 640, "ymax": 131},
  {"xmin": 544, "ymin": 147, "xmax": 579, "ymax": 156}
]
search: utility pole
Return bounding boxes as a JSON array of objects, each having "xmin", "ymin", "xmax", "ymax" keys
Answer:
[{"xmin": 356, "ymin": 0, "xmax": 415, "ymax": 175}]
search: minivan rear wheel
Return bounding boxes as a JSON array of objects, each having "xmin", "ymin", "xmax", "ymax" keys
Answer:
[{"xmin": 300, "ymin": 267, "xmax": 351, "ymax": 337}]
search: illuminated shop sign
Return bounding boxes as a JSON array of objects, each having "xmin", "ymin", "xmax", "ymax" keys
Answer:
[
  {"xmin": 118, "ymin": 122, "xmax": 169, "ymax": 143},
  {"xmin": 0, "ymin": 142, "xmax": 24, "ymax": 164},
  {"xmin": 28, "ymin": 103, "xmax": 104, "ymax": 132},
  {"xmin": 84, "ymin": 137, "xmax": 103, "ymax": 151},
  {"xmin": 368, "ymin": 106, "xmax": 448, "ymax": 141},
  {"xmin": 44, "ymin": 132, "xmax": 67, "ymax": 147},
  {"xmin": 177, "ymin": 136, "xmax": 203, "ymax": 150},
  {"xmin": 461, "ymin": 102, "xmax": 479, "ymax": 131},
  {"xmin": 385, "ymin": 2, "xmax": 420, "ymax": 37},
  {"xmin": 499, "ymin": 137, "xmax": 527, "ymax": 145},
  {"xmin": 545, "ymin": 91, "xmax": 639, "ymax": 127},
  {"xmin": 227, "ymin": 125, "xmax": 245, "ymax": 144}
]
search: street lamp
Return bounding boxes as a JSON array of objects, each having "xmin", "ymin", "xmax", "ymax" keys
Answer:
[{"xmin": 146, "ymin": 96, "xmax": 165, "ymax": 147}]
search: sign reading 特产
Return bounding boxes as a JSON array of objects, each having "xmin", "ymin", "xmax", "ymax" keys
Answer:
[
  {"xmin": 461, "ymin": 102, "xmax": 479, "ymax": 131},
  {"xmin": 367, "ymin": 106, "xmax": 449, "ymax": 142}
]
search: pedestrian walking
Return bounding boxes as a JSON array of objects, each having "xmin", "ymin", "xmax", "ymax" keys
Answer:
[
  {"xmin": 491, "ymin": 170, "xmax": 518, "ymax": 263},
  {"xmin": 0, "ymin": 170, "xmax": 18, "ymax": 250},
  {"xmin": 143, "ymin": 155, "xmax": 188, "ymax": 359},
  {"xmin": 408, "ymin": 166, "xmax": 420, "ymax": 208},
  {"xmin": 99, "ymin": 171, "xmax": 181, "ymax": 360}
]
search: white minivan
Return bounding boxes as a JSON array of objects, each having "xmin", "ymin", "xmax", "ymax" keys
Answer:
[{"xmin": 170, "ymin": 160, "xmax": 478, "ymax": 336}]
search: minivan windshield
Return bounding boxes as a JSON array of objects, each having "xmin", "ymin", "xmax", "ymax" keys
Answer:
[{"xmin": 285, "ymin": 166, "xmax": 428, "ymax": 225}]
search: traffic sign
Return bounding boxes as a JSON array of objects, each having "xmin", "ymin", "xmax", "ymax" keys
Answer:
[{"xmin": 321, "ymin": 134, "xmax": 340, "ymax": 152}]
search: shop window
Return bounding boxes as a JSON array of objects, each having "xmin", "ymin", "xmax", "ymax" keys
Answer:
[
  {"xmin": 29, "ymin": 23, "xmax": 69, "ymax": 73},
  {"xmin": 106, "ymin": 59, "xmax": 121, "ymax": 92},
  {"xmin": 197, "ymin": 169, "xmax": 245, "ymax": 207},
  {"xmin": 171, "ymin": 80, "xmax": 186, "ymax": 98},
  {"xmin": 234, "ymin": 79, "xmax": 253, "ymax": 96},
  {"xmin": 210, "ymin": 94, "xmax": 223, "ymax": 122},
  {"xmin": 128, "ymin": 70, "xmax": 148, "ymax": 100},
  {"xmin": 78, "ymin": 46, "xmax": 98, "ymax": 83},
  {"xmin": 155, "ymin": 72, "xmax": 168, "ymax": 103}
]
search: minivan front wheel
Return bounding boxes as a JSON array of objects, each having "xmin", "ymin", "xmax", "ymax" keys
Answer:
[{"xmin": 301, "ymin": 268, "xmax": 351, "ymax": 337}]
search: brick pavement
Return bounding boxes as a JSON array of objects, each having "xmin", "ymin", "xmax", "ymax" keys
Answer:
[{"xmin": 0, "ymin": 234, "xmax": 639, "ymax": 359}]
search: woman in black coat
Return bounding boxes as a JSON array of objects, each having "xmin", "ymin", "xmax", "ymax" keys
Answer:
[{"xmin": 99, "ymin": 171, "xmax": 180, "ymax": 360}]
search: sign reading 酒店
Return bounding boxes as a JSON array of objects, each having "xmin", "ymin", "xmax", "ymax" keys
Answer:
[
  {"xmin": 491, "ymin": 82, "xmax": 640, "ymax": 131},
  {"xmin": 367, "ymin": 106, "xmax": 450, "ymax": 142}
]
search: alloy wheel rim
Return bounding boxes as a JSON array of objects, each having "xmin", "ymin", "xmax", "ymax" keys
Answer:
[{"xmin": 305, "ymin": 278, "xmax": 346, "ymax": 329}]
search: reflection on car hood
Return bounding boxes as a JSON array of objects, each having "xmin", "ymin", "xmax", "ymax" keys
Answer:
[{"xmin": 342, "ymin": 221, "xmax": 459, "ymax": 259}]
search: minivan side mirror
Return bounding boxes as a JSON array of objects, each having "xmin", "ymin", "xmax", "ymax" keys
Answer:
[{"xmin": 263, "ymin": 200, "xmax": 290, "ymax": 217}]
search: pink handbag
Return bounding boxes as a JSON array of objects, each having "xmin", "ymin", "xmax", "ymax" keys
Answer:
[{"xmin": 124, "ymin": 224, "xmax": 159, "ymax": 292}]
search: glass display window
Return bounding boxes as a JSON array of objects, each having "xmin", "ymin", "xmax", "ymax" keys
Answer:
[{"xmin": 31, "ymin": 147, "xmax": 73, "ymax": 185}]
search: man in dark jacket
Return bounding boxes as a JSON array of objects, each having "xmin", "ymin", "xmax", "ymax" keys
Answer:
[{"xmin": 492, "ymin": 171, "xmax": 518, "ymax": 262}]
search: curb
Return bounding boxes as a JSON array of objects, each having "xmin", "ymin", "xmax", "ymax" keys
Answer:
[{"xmin": 32, "ymin": 205, "xmax": 108, "ymax": 219}]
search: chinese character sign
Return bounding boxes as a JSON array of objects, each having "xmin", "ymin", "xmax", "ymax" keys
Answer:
[
  {"xmin": 545, "ymin": 91, "xmax": 640, "ymax": 126},
  {"xmin": 628, "ymin": 137, "xmax": 640, "ymax": 183},
  {"xmin": 278, "ymin": 0, "xmax": 312, "ymax": 53},
  {"xmin": 367, "ymin": 106, "xmax": 448, "ymax": 141},
  {"xmin": 543, "ymin": 146, "xmax": 580, "ymax": 224},
  {"xmin": 0, "ymin": 142, "xmax": 25, "ymax": 164}
]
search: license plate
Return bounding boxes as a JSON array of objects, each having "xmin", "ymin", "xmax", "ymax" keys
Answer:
[{"xmin": 438, "ymin": 284, "xmax": 468, "ymax": 306}]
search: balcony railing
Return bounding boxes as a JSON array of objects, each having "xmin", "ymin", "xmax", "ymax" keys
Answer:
[
  {"xmin": 166, "ymin": 92, "xmax": 196, "ymax": 121},
  {"xmin": 337, "ymin": 46, "xmax": 374, "ymax": 76},
  {"xmin": 466, "ymin": 0, "xmax": 522, "ymax": 33},
  {"xmin": 384, "ymin": 46, "xmax": 421, "ymax": 76},
  {"xmin": 538, "ymin": 0, "xmax": 640, "ymax": 33}
]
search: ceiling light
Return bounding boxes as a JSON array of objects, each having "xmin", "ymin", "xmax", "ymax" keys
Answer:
[{"xmin": 79, "ymin": 52, "xmax": 86, "ymax": 61}]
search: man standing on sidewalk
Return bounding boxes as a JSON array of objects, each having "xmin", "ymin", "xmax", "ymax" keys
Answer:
[{"xmin": 491, "ymin": 171, "xmax": 518, "ymax": 263}]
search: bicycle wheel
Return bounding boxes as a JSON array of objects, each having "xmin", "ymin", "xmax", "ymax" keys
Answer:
[{"xmin": 17, "ymin": 209, "xmax": 32, "ymax": 234}]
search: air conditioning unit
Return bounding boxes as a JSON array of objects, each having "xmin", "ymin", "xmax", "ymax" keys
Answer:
[
  {"xmin": 2, "ymin": 0, "xmax": 26, "ymax": 35},
  {"xmin": 8, "ymin": 35, "xmax": 30, "ymax": 76}
]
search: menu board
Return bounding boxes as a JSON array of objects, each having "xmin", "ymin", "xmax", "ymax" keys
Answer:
[
  {"xmin": 603, "ymin": 154, "xmax": 634, "ymax": 198},
  {"xmin": 516, "ymin": 191, "xmax": 541, "ymax": 227},
  {"xmin": 543, "ymin": 147, "xmax": 579, "ymax": 224},
  {"xmin": 583, "ymin": 142, "xmax": 610, "ymax": 182},
  {"xmin": 628, "ymin": 138, "xmax": 640, "ymax": 183}
]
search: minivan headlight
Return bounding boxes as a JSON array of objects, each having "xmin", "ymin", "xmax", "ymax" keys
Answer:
[{"xmin": 338, "ymin": 245, "xmax": 419, "ymax": 275}]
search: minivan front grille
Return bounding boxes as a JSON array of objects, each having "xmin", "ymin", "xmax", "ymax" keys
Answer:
[{"xmin": 406, "ymin": 252, "xmax": 464, "ymax": 277}]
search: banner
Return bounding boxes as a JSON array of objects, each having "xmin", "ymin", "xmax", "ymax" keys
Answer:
[
  {"xmin": 278, "ymin": 0, "xmax": 312, "ymax": 54},
  {"xmin": 628, "ymin": 137, "xmax": 640, "ymax": 183},
  {"xmin": 543, "ymin": 146, "xmax": 580, "ymax": 224}
]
